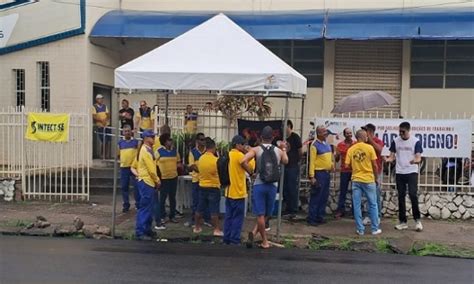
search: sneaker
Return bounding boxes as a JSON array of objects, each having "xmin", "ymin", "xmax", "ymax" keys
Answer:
[
  {"xmin": 122, "ymin": 207, "xmax": 130, "ymax": 213},
  {"xmin": 183, "ymin": 221, "xmax": 193, "ymax": 227},
  {"xmin": 356, "ymin": 230, "xmax": 364, "ymax": 236},
  {"xmin": 265, "ymin": 221, "xmax": 271, "ymax": 232},
  {"xmin": 175, "ymin": 212, "xmax": 185, "ymax": 219},
  {"xmin": 203, "ymin": 222, "xmax": 213, "ymax": 228},
  {"xmin": 154, "ymin": 224, "xmax": 166, "ymax": 231},
  {"xmin": 395, "ymin": 222, "xmax": 408, "ymax": 230},
  {"xmin": 136, "ymin": 235, "xmax": 152, "ymax": 241},
  {"xmin": 362, "ymin": 217, "xmax": 371, "ymax": 226},
  {"xmin": 415, "ymin": 221, "xmax": 423, "ymax": 232},
  {"xmin": 371, "ymin": 229, "xmax": 382, "ymax": 235},
  {"xmin": 169, "ymin": 218, "xmax": 179, "ymax": 224}
]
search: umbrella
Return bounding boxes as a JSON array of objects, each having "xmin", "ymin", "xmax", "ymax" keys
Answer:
[{"xmin": 331, "ymin": 91, "xmax": 396, "ymax": 114}]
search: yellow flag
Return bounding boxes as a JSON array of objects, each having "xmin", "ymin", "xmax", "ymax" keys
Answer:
[{"xmin": 25, "ymin": 113, "xmax": 70, "ymax": 142}]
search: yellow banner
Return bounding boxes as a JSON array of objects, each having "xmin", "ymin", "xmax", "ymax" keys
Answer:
[{"xmin": 25, "ymin": 113, "xmax": 70, "ymax": 142}]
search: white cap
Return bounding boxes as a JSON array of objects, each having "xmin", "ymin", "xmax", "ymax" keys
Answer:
[{"xmin": 95, "ymin": 94, "xmax": 104, "ymax": 99}]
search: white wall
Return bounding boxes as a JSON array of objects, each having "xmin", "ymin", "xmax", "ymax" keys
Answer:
[{"xmin": 121, "ymin": 0, "xmax": 472, "ymax": 11}]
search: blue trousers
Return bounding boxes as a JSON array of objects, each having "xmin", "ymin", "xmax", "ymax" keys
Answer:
[
  {"xmin": 120, "ymin": 167, "xmax": 139, "ymax": 210},
  {"xmin": 191, "ymin": 182, "xmax": 210, "ymax": 223},
  {"xmin": 160, "ymin": 178, "xmax": 177, "ymax": 219},
  {"xmin": 153, "ymin": 191, "xmax": 161, "ymax": 225},
  {"xmin": 223, "ymin": 198, "xmax": 245, "ymax": 245},
  {"xmin": 352, "ymin": 181, "xmax": 379, "ymax": 233},
  {"xmin": 336, "ymin": 172, "xmax": 352, "ymax": 213},
  {"xmin": 308, "ymin": 171, "xmax": 330, "ymax": 224},
  {"xmin": 283, "ymin": 166, "xmax": 300, "ymax": 214},
  {"xmin": 135, "ymin": 181, "xmax": 156, "ymax": 237}
]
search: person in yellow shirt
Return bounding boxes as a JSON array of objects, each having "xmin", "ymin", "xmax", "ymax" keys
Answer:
[
  {"xmin": 184, "ymin": 105, "xmax": 198, "ymax": 134},
  {"xmin": 223, "ymin": 135, "xmax": 254, "ymax": 245},
  {"xmin": 135, "ymin": 100, "xmax": 154, "ymax": 137},
  {"xmin": 194, "ymin": 138, "xmax": 223, "ymax": 236},
  {"xmin": 156, "ymin": 133, "xmax": 182, "ymax": 224},
  {"xmin": 135, "ymin": 130, "xmax": 161, "ymax": 241},
  {"xmin": 118, "ymin": 125, "xmax": 139, "ymax": 213},
  {"xmin": 92, "ymin": 94, "xmax": 110, "ymax": 159},
  {"xmin": 185, "ymin": 133, "xmax": 211, "ymax": 227},
  {"xmin": 307, "ymin": 125, "xmax": 334, "ymax": 226},
  {"xmin": 345, "ymin": 129, "xmax": 381, "ymax": 236}
]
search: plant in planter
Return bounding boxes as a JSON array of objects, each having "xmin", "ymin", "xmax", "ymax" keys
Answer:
[{"xmin": 246, "ymin": 97, "xmax": 272, "ymax": 121}]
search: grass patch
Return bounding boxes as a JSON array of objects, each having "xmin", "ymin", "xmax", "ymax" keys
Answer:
[
  {"xmin": 411, "ymin": 242, "xmax": 474, "ymax": 258},
  {"xmin": 282, "ymin": 237, "xmax": 295, "ymax": 248},
  {"xmin": 376, "ymin": 239, "xmax": 392, "ymax": 253},
  {"xmin": 308, "ymin": 238, "xmax": 334, "ymax": 250},
  {"xmin": 339, "ymin": 239, "xmax": 353, "ymax": 251},
  {"xmin": 122, "ymin": 232, "xmax": 136, "ymax": 241},
  {"xmin": 71, "ymin": 233, "xmax": 85, "ymax": 239},
  {"xmin": 2, "ymin": 219, "xmax": 31, "ymax": 227}
]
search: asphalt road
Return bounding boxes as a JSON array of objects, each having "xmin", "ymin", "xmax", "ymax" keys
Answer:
[{"xmin": 0, "ymin": 236, "xmax": 472, "ymax": 284}]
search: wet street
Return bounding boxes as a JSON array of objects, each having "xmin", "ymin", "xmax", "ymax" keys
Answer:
[{"xmin": 0, "ymin": 235, "xmax": 472, "ymax": 283}]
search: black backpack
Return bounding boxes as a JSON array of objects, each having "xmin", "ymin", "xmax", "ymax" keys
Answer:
[
  {"xmin": 217, "ymin": 152, "xmax": 230, "ymax": 187},
  {"xmin": 258, "ymin": 145, "xmax": 280, "ymax": 183}
]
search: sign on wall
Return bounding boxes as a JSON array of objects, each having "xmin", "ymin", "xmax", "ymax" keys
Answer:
[
  {"xmin": 26, "ymin": 113, "xmax": 70, "ymax": 142},
  {"xmin": 314, "ymin": 118, "xmax": 472, "ymax": 158}
]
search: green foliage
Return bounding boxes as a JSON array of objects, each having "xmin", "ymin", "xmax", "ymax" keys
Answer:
[
  {"xmin": 308, "ymin": 238, "xmax": 334, "ymax": 250},
  {"xmin": 339, "ymin": 239, "xmax": 353, "ymax": 251},
  {"xmin": 376, "ymin": 239, "xmax": 392, "ymax": 253},
  {"xmin": 410, "ymin": 242, "xmax": 474, "ymax": 258}
]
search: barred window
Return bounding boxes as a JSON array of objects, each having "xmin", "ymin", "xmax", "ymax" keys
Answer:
[
  {"xmin": 13, "ymin": 69, "xmax": 25, "ymax": 107},
  {"xmin": 411, "ymin": 40, "xmax": 474, "ymax": 88},
  {"xmin": 260, "ymin": 40, "xmax": 324, "ymax": 87},
  {"xmin": 38, "ymin": 61, "xmax": 50, "ymax": 111}
]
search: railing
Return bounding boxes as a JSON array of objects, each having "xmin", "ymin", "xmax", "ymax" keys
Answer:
[{"xmin": 0, "ymin": 107, "xmax": 91, "ymax": 201}]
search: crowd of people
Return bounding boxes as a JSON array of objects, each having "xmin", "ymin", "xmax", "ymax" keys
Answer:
[{"xmin": 99, "ymin": 96, "xmax": 427, "ymax": 245}]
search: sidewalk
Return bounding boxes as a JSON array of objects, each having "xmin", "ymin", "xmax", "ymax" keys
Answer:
[{"xmin": 1, "ymin": 194, "xmax": 473, "ymax": 252}]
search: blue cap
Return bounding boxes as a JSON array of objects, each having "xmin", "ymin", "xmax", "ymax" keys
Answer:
[{"xmin": 142, "ymin": 130, "xmax": 156, "ymax": 138}]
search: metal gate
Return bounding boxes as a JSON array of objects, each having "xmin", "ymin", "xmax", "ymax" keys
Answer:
[{"xmin": 0, "ymin": 107, "xmax": 91, "ymax": 201}]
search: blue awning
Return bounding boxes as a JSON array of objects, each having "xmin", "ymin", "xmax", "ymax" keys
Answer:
[
  {"xmin": 325, "ymin": 9, "xmax": 474, "ymax": 40},
  {"xmin": 90, "ymin": 9, "xmax": 474, "ymax": 41},
  {"xmin": 90, "ymin": 10, "xmax": 325, "ymax": 40}
]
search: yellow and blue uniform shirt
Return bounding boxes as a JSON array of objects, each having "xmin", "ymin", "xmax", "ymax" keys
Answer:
[
  {"xmin": 309, "ymin": 139, "xmax": 333, "ymax": 177},
  {"xmin": 92, "ymin": 104, "xmax": 109, "ymax": 127},
  {"xmin": 137, "ymin": 107, "xmax": 153, "ymax": 130},
  {"xmin": 188, "ymin": 147, "xmax": 205, "ymax": 183},
  {"xmin": 118, "ymin": 138, "xmax": 139, "ymax": 168},
  {"xmin": 185, "ymin": 112, "xmax": 198, "ymax": 134},
  {"xmin": 226, "ymin": 149, "xmax": 255, "ymax": 199},
  {"xmin": 156, "ymin": 147, "xmax": 181, "ymax": 180},
  {"xmin": 152, "ymin": 137, "xmax": 162, "ymax": 153},
  {"xmin": 198, "ymin": 152, "xmax": 220, "ymax": 189},
  {"xmin": 138, "ymin": 145, "xmax": 160, "ymax": 187}
]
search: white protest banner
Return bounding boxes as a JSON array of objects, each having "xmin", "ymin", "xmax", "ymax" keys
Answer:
[{"xmin": 314, "ymin": 118, "xmax": 472, "ymax": 158}]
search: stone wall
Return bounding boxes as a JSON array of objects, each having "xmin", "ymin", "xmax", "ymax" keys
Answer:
[{"xmin": 323, "ymin": 189, "xmax": 473, "ymax": 220}]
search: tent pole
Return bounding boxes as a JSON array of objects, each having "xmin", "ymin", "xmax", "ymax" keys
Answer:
[
  {"xmin": 165, "ymin": 92, "xmax": 169, "ymax": 125},
  {"xmin": 276, "ymin": 95, "xmax": 289, "ymax": 242},
  {"xmin": 111, "ymin": 89, "xmax": 120, "ymax": 238},
  {"xmin": 300, "ymin": 97, "xmax": 305, "ymax": 136}
]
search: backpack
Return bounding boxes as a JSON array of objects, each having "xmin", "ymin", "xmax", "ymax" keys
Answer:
[
  {"xmin": 258, "ymin": 145, "xmax": 280, "ymax": 183},
  {"xmin": 217, "ymin": 152, "xmax": 230, "ymax": 187}
]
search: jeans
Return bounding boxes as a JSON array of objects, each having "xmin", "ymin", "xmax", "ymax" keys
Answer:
[
  {"xmin": 153, "ymin": 191, "xmax": 161, "ymax": 225},
  {"xmin": 376, "ymin": 174, "xmax": 382, "ymax": 217},
  {"xmin": 396, "ymin": 173, "xmax": 421, "ymax": 223},
  {"xmin": 352, "ymin": 181, "xmax": 379, "ymax": 233},
  {"xmin": 160, "ymin": 178, "xmax": 178, "ymax": 219},
  {"xmin": 283, "ymin": 166, "xmax": 300, "ymax": 214},
  {"xmin": 223, "ymin": 198, "xmax": 245, "ymax": 245},
  {"xmin": 135, "ymin": 181, "xmax": 156, "ymax": 237},
  {"xmin": 308, "ymin": 171, "xmax": 330, "ymax": 224},
  {"xmin": 336, "ymin": 172, "xmax": 352, "ymax": 213},
  {"xmin": 120, "ymin": 167, "xmax": 139, "ymax": 210},
  {"xmin": 191, "ymin": 183, "xmax": 210, "ymax": 224}
]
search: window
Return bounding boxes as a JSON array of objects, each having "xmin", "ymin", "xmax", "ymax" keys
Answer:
[
  {"xmin": 411, "ymin": 40, "xmax": 474, "ymax": 88},
  {"xmin": 13, "ymin": 69, "xmax": 25, "ymax": 107},
  {"xmin": 38, "ymin": 61, "xmax": 50, "ymax": 111},
  {"xmin": 260, "ymin": 40, "xmax": 324, "ymax": 87}
]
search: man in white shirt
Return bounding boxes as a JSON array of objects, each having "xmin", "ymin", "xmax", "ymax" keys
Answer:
[{"xmin": 385, "ymin": 122, "xmax": 423, "ymax": 232}]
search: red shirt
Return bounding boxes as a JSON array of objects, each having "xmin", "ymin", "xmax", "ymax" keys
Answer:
[
  {"xmin": 372, "ymin": 136, "xmax": 384, "ymax": 174},
  {"xmin": 337, "ymin": 140, "xmax": 354, "ymax": 172}
]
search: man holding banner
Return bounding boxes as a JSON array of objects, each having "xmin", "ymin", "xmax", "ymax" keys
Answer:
[{"xmin": 385, "ymin": 122, "xmax": 423, "ymax": 232}]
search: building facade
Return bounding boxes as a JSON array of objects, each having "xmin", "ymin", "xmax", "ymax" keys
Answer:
[{"xmin": 0, "ymin": 0, "xmax": 473, "ymax": 129}]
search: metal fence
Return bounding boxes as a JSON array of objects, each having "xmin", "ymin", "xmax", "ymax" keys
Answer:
[{"xmin": 0, "ymin": 107, "xmax": 91, "ymax": 201}]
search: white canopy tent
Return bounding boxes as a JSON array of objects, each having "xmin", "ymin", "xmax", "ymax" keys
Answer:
[
  {"xmin": 111, "ymin": 14, "xmax": 308, "ymax": 240},
  {"xmin": 115, "ymin": 13, "xmax": 307, "ymax": 95}
]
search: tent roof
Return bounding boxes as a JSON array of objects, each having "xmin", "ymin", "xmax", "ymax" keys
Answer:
[{"xmin": 114, "ymin": 13, "xmax": 307, "ymax": 95}]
